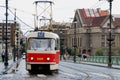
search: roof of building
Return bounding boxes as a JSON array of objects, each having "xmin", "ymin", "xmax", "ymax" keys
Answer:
[
  {"xmin": 75, "ymin": 8, "xmax": 120, "ymax": 28},
  {"xmin": 76, "ymin": 8, "xmax": 109, "ymax": 27},
  {"xmin": 79, "ymin": 8, "xmax": 109, "ymax": 18},
  {"xmin": 114, "ymin": 18, "xmax": 120, "ymax": 27},
  {"xmin": 91, "ymin": 16, "xmax": 108, "ymax": 27}
]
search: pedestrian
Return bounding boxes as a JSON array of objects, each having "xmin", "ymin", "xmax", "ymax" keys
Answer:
[
  {"xmin": 1, "ymin": 51, "xmax": 5, "ymax": 62},
  {"xmin": 78, "ymin": 54, "xmax": 81, "ymax": 63},
  {"xmin": 64, "ymin": 54, "xmax": 67, "ymax": 61}
]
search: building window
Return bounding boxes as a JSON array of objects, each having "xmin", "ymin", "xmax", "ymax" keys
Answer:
[
  {"xmin": 107, "ymin": 23, "xmax": 110, "ymax": 27},
  {"xmin": 76, "ymin": 38, "xmax": 77, "ymax": 47},
  {"xmin": 106, "ymin": 41, "xmax": 115, "ymax": 47},
  {"xmin": 112, "ymin": 35, "xmax": 115, "ymax": 39},
  {"xmin": 72, "ymin": 38, "xmax": 74, "ymax": 47},
  {"xmin": 101, "ymin": 29, "xmax": 105, "ymax": 33},
  {"xmin": 101, "ymin": 35, "xmax": 105, "ymax": 40},
  {"xmin": 107, "ymin": 42, "xmax": 109, "ymax": 47},
  {"xmin": 112, "ymin": 42, "xmax": 115, "ymax": 47},
  {"xmin": 101, "ymin": 42, "xmax": 105, "ymax": 47},
  {"xmin": 78, "ymin": 38, "xmax": 79, "ymax": 47},
  {"xmin": 80, "ymin": 38, "xmax": 82, "ymax": 47}
]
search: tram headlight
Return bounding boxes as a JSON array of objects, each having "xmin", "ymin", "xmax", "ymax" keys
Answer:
[
  {"xmin": 47, "ymin": 57, "xmax": 50, "ymax": 61},
  {"xmin": 30, "ymin": 57, "xmax": 34, "ymax": 60}
]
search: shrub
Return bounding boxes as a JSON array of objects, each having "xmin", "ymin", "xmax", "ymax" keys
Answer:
[{"xmin": 96, "ymin": 48, "xmax": 104, "ymax": 56}]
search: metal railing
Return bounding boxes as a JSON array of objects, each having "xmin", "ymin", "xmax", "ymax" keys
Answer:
[
  {"xmin": 0, "ymin": 55, "xmax": 13, "ymax": 62},
  {"xmin": 82, "ymin": 56, "xmax": 120, "ymax": 65},
  {"xmin": 63, "ymin": 56, "xmax": 120, "ymax": 65}
]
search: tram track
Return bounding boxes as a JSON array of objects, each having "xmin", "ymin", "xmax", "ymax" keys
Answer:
[
  {"xmin": 59, "ymin": 62, "xmax": 117, "ymax": 80},
  {"xmin": 59, "ymin": 64, "xmax": 91, "ymax": 80}
]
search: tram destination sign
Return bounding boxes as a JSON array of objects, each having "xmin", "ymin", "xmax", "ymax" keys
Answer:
[{"xmin": 38, "ymin": 32, "xmax": 44, "ymax": 38}]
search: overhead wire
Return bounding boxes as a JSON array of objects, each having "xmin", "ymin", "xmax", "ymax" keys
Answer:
[
  {"xmin": 0, "ymin": 5, "xmax": 34, "ymax": 29},
  {"xmin": 90, "ymin": 1, "xmax": 102, "ymax": 9},
  {"xmin": 8, "ymin": 8, "xmax": 34, "ymax": 29},
  {"xmin": 38, "ymin": 4, "xmax": 51, "ymax": 17},
  {"xmin": 90, "ymin": 0, "xmax": 108, "ymax": 9}
]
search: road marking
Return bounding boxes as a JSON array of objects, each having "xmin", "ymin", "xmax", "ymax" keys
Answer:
[
  {"xmin": 22, "ymin": 74, "xmax": 30, "ymax": 78},
  {"xmin": 37, "ymin": 74, "xmax": 47, "ymax": 78},
  {"xmin": 90, "ymin": 72, "xmax": 110, "ymax": 78}
]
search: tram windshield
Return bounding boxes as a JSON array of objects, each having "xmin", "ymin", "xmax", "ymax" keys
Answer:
[{"xmin": 28, "ymin": 38, "xmax": 55, "ymax": 51}]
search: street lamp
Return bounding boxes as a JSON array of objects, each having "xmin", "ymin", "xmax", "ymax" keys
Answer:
[
  {"xmin": 86, "ymin": 28, "xmax": 91, "ymax": 48},
  {"xmin": 73, "ymin": 19, "xmax": 77, "ymax": 63},
  {"xmin": 107, "ymin": 0, "xmax": 114, "ymax": 68},
  {"xmin": 4, "ymin": 0, "xmax": 9, "ymax": 69},
  {"xmin": 16, "ymin": 30, "xmax": 19, "ymax": 60},
  {"xmin": 13, "ymin": 9, "xmax": 16, "ymax": 62},
  {"xmin": 60, "ymin": 30, "xmax": 63, "ymax": 60}
]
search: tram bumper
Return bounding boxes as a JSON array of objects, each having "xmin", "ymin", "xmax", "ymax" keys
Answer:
[
  {"xmin": 26, "ymin": 62, "xmax": 58, "ymax": 71},
  {"xmin": 50, "ymin": 64, "xmax": 58, "ymax": 70},
  {"xmin": 26, "ymin": 63, "xmax": 31, "ymax": 70}
]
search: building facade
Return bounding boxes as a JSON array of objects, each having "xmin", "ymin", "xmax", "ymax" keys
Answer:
[
  {"xmin": 67, "ymin": 8, "xmax": 120, "ymax": 56},
  {"xmin": 52, "ymin": 22, "xmax": 71, "ymax": 48},
  {"xmin": 0, "ymin": 21, "xmax": 22, "ymax": 54}
]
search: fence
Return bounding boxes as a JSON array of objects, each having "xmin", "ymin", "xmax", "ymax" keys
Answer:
[
  {"xmin": 0, "ymin": 55, "xmax": 13, "ymax": 62},
  {"xmin": 66, "ymin": 56, "xmax": 120, "ymax": 65}
]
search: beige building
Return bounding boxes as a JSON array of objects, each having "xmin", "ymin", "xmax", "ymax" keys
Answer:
[
  {"xmin": 66, "ymin": 8, "xmax": 120, "ymax": 56},
  {"xmin": 52, "ymin": 22, "xmax": 71, "ymax": 48},
  {"xmin": 0, "ymin": 20, "xmax": 22, "ymax": 54}
]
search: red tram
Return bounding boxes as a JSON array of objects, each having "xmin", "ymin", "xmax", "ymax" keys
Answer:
[{"xmin": 25, "ymin": 31, "xmax": 60, "ymax": 73}]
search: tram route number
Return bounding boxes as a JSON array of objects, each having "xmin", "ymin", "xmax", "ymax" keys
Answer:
[{"xmin": 37, "ymin": 58, "xmax": 44, "ymax": 61}]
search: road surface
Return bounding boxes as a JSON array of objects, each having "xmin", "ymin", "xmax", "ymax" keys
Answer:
[{"xmin": 0, "ymin": 59, "xmax": 120, "ymax": 80}]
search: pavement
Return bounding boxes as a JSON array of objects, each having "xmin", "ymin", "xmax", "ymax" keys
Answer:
[
  {"xmin": 0, "ymin": 59, "xmax": 14, "ymax": 74},
  {"xmin": 63, "ymin": 60, "xmax": 120, "ymax": 70},
  {"xmin": 80, "ymin": 61, "xmax": 120, "ymax": 69},
  {"xmin": 0, "ymin": 58, "xmax": 21, "ymax": 74}
]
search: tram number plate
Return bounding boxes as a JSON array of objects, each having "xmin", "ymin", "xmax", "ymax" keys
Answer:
[{"xmin": 37, "ymin": 58, "xmax": 43, "ymax": 61}]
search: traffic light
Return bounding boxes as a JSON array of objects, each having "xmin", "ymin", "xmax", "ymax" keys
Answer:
[{"xmin": 20, "ymin": 38, "xmax": 24, "ymax": 45}]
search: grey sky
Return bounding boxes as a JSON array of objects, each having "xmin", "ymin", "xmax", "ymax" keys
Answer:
[{"xmin": 0, "ymin": 0, "xmax": 119, "ymax": 32}]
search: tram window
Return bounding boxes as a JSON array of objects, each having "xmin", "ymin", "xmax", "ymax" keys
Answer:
[
  {"xmin": 55, "ymin": 39, "xmax": 60, "ymax": 50},
  {"xmin": 28, "ymin": 38, "xmax": 55, "ymax": 51},
  {"xmin": 46, "ymin": 39, "xmax": 55, "ymax": 51}
]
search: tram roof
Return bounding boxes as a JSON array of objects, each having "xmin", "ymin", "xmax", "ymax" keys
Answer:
[{"xmin": 27, "ymin": 31, "xmax": 59, "ymax": 39}]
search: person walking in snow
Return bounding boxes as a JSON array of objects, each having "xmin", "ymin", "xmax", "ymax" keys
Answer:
[{"xmin": 1, "ymin": 51, "xmax": 5, "ymax": 62}]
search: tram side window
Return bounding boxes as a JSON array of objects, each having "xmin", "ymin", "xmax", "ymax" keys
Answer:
[
  {"xmin": 29, "ymin": 39, "xmax": 37, "ymax": 50},
  {"xmin": 55, "ymin": 39, "xmax": 60, "ymax": 50}
]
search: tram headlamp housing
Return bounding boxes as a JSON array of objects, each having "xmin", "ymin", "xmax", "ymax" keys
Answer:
[
  {"xmin": 30, "ymin": 57, "xmax": 34, "ymax": 60},
  {"xmin": 47, "ymin": 57, "xmax": 50, "ymax": 61}
]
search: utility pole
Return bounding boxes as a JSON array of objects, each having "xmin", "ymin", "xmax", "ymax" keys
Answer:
[
  {"xmin": 49, "ymin": 1, "xmax": 53, "ymax": 31},
  {"xmin": 12, "ymin": 9, "xmax": 17, "ymax": 73},
  {"xmin": 4, "ymin": 0, "xmax": 9, "ymax": 69},
  {"xmin": 99, "ymin": 0, "xmax": 114, "ymax": 68},
  {"xmin": 73, "ymin": 19, "xmax": 77, "ymax": 63},
  {"xmin": 16, "ymin": 31, "xmax": 19, "ymax": 60},
  {"xmin": 13, "ymin": 9, "xmax": 16, "ymax": 62},
  {"xmin": 107, "ymin": 0, "xmax": 114, "ymax": 68}
]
